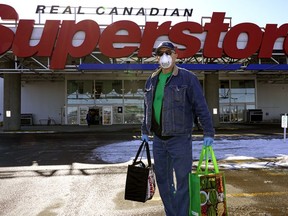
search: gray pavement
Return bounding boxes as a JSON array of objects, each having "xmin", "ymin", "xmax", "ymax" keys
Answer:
[
  {"xmin": 0, "ymin": 162, "xmax": 287, "ymax": 215},
  {"xmin": 0, "ymin": 123, "xmax": 287, "ymax": 216},
  {"xmin": 0, "ymin": 122, "xmax": 284, "ymax": 137},
  {"xmin": 0, "ymin": 123, "xmax": 285, "ymax": 144}
]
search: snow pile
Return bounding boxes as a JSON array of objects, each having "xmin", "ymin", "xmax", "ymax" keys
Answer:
[
  {"xmin": 274, "ymin": 155, "xmax": 288, "ymax": 167},
  {"xmin": 90, "ymin": 138, "xmax": 288, "ymax": 169}
]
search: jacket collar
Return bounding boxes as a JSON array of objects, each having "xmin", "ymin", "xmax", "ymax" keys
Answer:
[{"xmin": 151, "ymin": 65, "xmax": 179, "ymax": 78}]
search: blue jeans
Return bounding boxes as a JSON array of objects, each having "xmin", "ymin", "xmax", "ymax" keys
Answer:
[{"xmin": 153, "ymin": 135, "xmax": 192, "ymax": 216}]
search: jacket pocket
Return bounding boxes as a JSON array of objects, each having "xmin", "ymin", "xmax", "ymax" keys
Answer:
[
  {"xmin": 168, "ymin": 85, "xmax": 187, "ymax": 132},
  {"xmin": 171, "ymin": 85, "xmax": 187, "ymax": 103}
]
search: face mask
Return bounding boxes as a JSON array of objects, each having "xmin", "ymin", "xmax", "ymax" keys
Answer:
[{"xmin": 159, "ymin": 53, "xmax": 172, "ymax": 69}]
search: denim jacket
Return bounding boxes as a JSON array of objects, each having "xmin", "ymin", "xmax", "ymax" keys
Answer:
[{"xmin": 141, "ymin": 66, "xmax": 215, "ymax": 138}]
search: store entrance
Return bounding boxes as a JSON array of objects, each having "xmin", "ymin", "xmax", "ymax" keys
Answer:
[
  {"xmin": 102, "ymin": 106, "xmax": 112, "ymax": 125},
  {"xmin": 66, "ymin": 104, "xmax": 144, "ymax": 125},
  {"xmin": 86, "ymin": 107, "xmax": 103, "ymax": 125},
  {"xmin": 79, "ymin": 106, "xmax": 113, "ymax": 125},
  {"xmin": 67, "ymin": 106, "xmax": 103, "ymax": 125}
]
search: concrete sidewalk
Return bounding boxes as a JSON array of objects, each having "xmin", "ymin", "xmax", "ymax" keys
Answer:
[{"xmin": 0, "ymin": 162, "xmax": 287, "ymax": 216}]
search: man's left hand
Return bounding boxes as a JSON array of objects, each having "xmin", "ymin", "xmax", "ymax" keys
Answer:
[{"xmin": 203, "ymin": 137, "xmax": 214, "ymax": 146}]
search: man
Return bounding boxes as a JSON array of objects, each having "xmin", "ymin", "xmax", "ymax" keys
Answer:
[{"xmin": 141, "ymin": 41, "xmax": 215, "ymax": 216}]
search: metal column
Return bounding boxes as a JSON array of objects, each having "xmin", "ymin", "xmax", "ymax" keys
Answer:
[{"xmin": 3, "ymin": 73, "xmax": 21, "ymax": 131}]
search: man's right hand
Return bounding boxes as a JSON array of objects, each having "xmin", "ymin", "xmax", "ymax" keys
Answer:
[{"xmin": 141, "ymin": 134, "xmax": 149, "ymax": 142}]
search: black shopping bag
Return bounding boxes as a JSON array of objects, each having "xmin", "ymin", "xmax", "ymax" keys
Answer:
[{"xmin": 124, "ymin": 141, "xmax": 156, "ymax": 202}]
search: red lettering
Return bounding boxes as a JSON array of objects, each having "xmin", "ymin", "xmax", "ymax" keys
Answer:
[
  {"xmin": 259, "ymin": 24, "xmax": 280, "ymax": 58},
  {"xmin": 284, "ymin": 37, "xmax": 288, "ymax": 56},
  {"xmin": 169, "ymin": 21, "xmax": 202, "ymax": 58},
  {"xmin": 259, "ymin": 24, "xmax": 288, "ymax": 58},
  {"xmin": 203, "ymin": 12, "xmax": 229, "ymax": 57},
  {"xmin": 37, "ymin": 20, "xmax": 61, "ymax": 56},
  {"xmin": 0, "ymin": 25, "xmax": 14, "ymax": 55},
  {"xmin": 12, "ymin": 20, "xmax": 60, "ymax": 57},
  {"xmin": 99, "ymin": 21, "xmax": 141, "ymax": 58},
  {"xmin": 50, "ymin": 20, "xmax": 100, "ymax": 69},
  {"xmin": 0, "ymin": 4, "xmax": 18, "ymax": 20},
  {"xmin": 138, "ymin": 21, "xmax": 171, "ymax": 57},
  {"xmin": 223, "ymin": 23, "xmax": 263, "ymax": 58},
  {"xmin": 0, "ymin": 4, "xmax": 18, "ymax": 54},
  {"xmin": 282, "ymin": 24, "xmax": 288, "ymax": 55},
  {"xmin": 13, "ymin": 20, "xmax": 37, "ymax": 56},
  {"xmin": 1, "ymin": 5, "xmax": 288, "ymax": 70}
]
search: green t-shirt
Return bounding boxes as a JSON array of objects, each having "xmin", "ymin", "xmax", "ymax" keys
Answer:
[{"xmin": 153, "ymin": 71, "xmax": 172, "ymax": 125}]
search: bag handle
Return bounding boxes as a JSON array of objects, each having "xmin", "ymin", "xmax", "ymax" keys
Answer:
[
  {"xmin": 196, "ymin": 146, "xmax": 219, "ymax": 175},
  {"xmin": 133, "ymin": 141, "xmax": 152, "ymax": 167}
]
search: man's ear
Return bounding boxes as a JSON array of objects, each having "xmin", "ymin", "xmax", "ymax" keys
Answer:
[
  {"xmin": 174, "ymin": 47, "xmax": 179, "ymax": 58},
  {"xmin": 174, "ymin": 52, "xmax": 178, "ymax": 59}
]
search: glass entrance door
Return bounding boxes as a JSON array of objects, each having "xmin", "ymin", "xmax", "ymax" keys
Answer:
[
  {"xmin": 67, "ymin": 106, "xmax": 78, "ymax": 124},
  {"xmin": 79, "ymin": 106, "xmax": 89, "ymax": 125},
  {"xmin": 220, "ymin": 104, "xmax": 246, "ymax": 122},
  {"xmin": 102, "ymin": 106, "xmax": 112, "ymax": 125},
  {"xmin": 219, "ymin": 80, "xmax": 256, "ymax": 123}
]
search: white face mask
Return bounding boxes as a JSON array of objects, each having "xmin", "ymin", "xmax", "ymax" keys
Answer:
[{"xmin": 159, "ymin": 53, "xmax": 172, "ymax": 69}]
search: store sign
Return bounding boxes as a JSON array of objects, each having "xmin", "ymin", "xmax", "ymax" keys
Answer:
[
  {"xmin": 1, "ymin": 4, "xmax": 288, "ymax": 69},
  {"xmin": 35, "ymin": 5, "xmax": 193, "ymax": 17}
]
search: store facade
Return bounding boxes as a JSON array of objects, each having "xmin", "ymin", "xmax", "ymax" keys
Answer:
[
  {"xmin": 66, "ymin": 77, "xmax": 146, "ymax": 125},
  {"xmin": 2, "ymin": 74, "xmax": 257, "ymax": 126},
  {"xmin": 64, "ymin": 77, "xmax": 258, "ymax": 125},
  {"xmin": 0, "ymin": 4, "xmax": 288, "ymax": 130}
]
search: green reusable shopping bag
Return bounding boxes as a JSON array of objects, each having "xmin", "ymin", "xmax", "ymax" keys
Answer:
[{"xmin": 189, "ymin": 146, "xmax": 228, "ymax": 216}]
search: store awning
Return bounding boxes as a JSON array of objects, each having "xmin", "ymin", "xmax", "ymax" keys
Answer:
[
  {"xmin": 78, "ymin": 63, "xmax": 242, "ymax": 71},
  {"xmin": 246, "ymin": 64, "xmax": 288, "ymax": 70},
  {"xmin": 79, "ymin": 63, "xmax": 288, "ymax": 71}
]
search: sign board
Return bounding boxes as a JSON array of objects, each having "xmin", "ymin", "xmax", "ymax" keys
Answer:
[{"xmin": 282, "ymin": 114, "xmax": 288, "ymax": 128}]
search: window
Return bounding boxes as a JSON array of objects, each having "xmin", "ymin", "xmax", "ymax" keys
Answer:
[
  {"xmin": 219, "ymin": 80, "xmax": 255, "ymax": 122},
  {"xmin": 66, "ymin": 79, "xmax": 146, "ymax": 125}
]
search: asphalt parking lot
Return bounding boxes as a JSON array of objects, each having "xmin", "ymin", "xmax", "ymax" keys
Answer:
[
  {"xmin": 0, "ymin": 163, "xmax": 287, "ymax": 215},
  {"xmin": 0, "ymin": 123, "xmax": 287, "ymax": 215}
]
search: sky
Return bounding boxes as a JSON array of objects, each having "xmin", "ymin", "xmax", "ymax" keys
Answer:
[
  {"xmin": 1, "ymin": 0, "xmax": 288, "ymax": 27},
  {"xmin": 90, "ymin": 138, "xmax": 288, "ymax": 169}
]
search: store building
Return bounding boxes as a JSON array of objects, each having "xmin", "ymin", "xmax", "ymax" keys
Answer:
[{"xmin": 0, "ymin": 4, "xmax": 288, "ymax": 130}]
